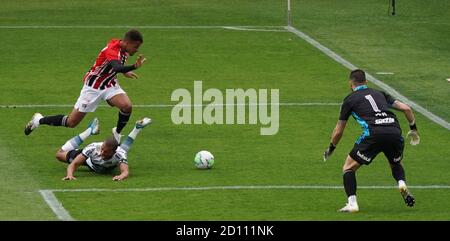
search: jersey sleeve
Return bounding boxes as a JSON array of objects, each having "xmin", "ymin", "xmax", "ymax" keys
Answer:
[
  {"xmin": 81, "ymin": 143, "xmax": 96, "ymax": 158},
  {"xmin": 339, "ymin": 98, "xmax": 352, "ymax": 121},
  {"xmin": 115, "ymin": 148, "xmax": 128, "ymax": 165},
  {"xmin": 382, "ymin": 91, "xmax": 396, "ymax": 106}
]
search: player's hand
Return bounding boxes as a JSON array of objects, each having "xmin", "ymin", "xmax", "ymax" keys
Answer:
[
  {"xmin": 62, "ymin": 175, "xmax": 76, "ymax": 181},
  {"xmin": 124, "ymin": 71, "xmax": 138, "ymax": 79},
  {"xmin": 407, "ymin": 130, "xmax": 420, "ymax": 146},
  {"xmin": 113, "ymin": 175, "xmax": 127, "ymax": 181},
  {"xmin": 323, "ymin": 143, "xmax": 336, "ymax": 162},
  {"xmin": 134, "ymin": 54, "xmax": 147, "ymax": 69}
]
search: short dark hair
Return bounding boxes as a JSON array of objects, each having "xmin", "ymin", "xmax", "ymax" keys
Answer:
[
  {"xmin": 124, "ymin": 29, "xmax": 143, "ymax": 43},
  {"xmin": 104, "ymin": 137, "xmax": 119, "ymax": 151},
  {"xmin": 349, "ymin": 69, "xmax": 366, "ymax": 83}
]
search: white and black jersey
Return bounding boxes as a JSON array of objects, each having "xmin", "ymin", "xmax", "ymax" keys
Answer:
[{"xmin": 81, "ymin": 142, "xmax": 128, "ymax": 173}]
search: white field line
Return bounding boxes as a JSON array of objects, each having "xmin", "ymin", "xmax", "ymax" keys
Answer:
[
  {"xmin": 39, "ymin": 190, "xmax": 74, "ymax": 221},
  {"xmin": 285, "ymin": 26, "xmax": 450, "ymax": 131},
  {"xmin": 223, "ymin": 26, "xmax": 287, "ymax": 32},
  {"xmin": 376, "ymin": 72, "xmax": 395, "ymax": 75},
  {"xmin": 42, "ymin": 185, "xmax": 450, "ymax": 193},
  {"xmin": 40, "ymin": 184, "xmax": 449, "ymax": 220},
  {"xmin": 0, "ymin": 102, "xmax": 341, "ymax": 108},
  {"xmin": 0, "ymin": 25, "xmax": 283, "ymax": 29}
]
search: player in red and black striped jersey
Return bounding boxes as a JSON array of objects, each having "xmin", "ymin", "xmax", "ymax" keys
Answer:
[
  {"xmin": 323, "ymin": 69, "xmax": 420, "ymax": 212},
  {"xmin": 24, "ymin": 29, "xmax": 147, "ymax": 142}
]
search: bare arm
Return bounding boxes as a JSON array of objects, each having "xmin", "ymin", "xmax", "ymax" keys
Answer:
[
  {"xmin": 323, "ymin": 120, "xmax": 347, "ymax": 161},
  {"xmin": 392, "ymin": 100, "xmax": 416, "ymax": 127},
  {"xmin": 392, "ymin": 100, "xmax": 420, "ymax": 145},
  {"xmin": 112, "ymin": 162, "xmax": 129, "ymax": 181},
  {"xmin": 63, "ymin": 154, "xmax": 87, "ymax": 180},
  {"xmin": 330, "ymin": 120, "xmax": 347, "ymax": 146}
]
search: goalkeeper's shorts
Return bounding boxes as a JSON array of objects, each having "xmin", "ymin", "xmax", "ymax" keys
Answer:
[{"xmin": 349, "ymin": 134, "xmax": 404, "ymax": 165}]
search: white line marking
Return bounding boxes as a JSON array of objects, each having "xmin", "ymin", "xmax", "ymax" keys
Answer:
[
  {"xmin": 39, "ymin": 190, "xmax": 74, "ymax": 221},
  {"xmin": 42, "ymin": 185, "xmax": 450, "ymax": 193},
  {"xmin": 0, "ymin": 25, "xmax": 283, "ymax": 29},
  {"xmin": 223, "ymin": 26, "xmax": 287, "ymax": 32},
  {"xmin": 285, "ymin": 26, "xmax": 450, "ymax": 131},
  {"xmin": 376, "ymin": 72, "xmax": 395, "ymax": 75},
  {"xmin": 0, "ymin": 102, "xmax": 341, "ymax": 108}
]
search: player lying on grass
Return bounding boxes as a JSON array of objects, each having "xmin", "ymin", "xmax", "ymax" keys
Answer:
[
  {"xmin": 56, "ymin": 117, "xmax": 151, "ymax": 181},
  {"xmin": 25, "ymin": 29, "xmax": 146, "ymax": 143},
  {"xmin": 323, "ymin": 69, "xmax": 420, "ymax": 213}
]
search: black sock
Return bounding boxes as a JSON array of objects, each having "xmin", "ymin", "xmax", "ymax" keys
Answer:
[
  {"xmin": 116, "ymin": 111, "xmax": 131, "ymax": 133},
  {"xmin": 39, "ymin": 115, "xmax": 67, "ymax": 126},
  {"xmin": 391, "ymin": 164, "xmax": 406, "ymax": 182},
  {"xmin": 343, "ymin": 170, "xmax": 357, "ymax": 197}
]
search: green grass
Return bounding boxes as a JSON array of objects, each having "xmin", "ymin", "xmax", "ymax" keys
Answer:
[
  {"xmin": 0, "ymin": 0, "xmax": 449, "ymax": 220},
  {"xmin": 293, "ymin": 0, "xmax": 450, "ymax": 121},
  {"xmin": 56, "ymin": 189, "xmax": 450, "ymax": 220}
]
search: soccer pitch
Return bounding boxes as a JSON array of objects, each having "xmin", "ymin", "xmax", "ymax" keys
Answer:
[{"xmin": 0, "ymin": 0, "xmax": 449, "ymax": 220}]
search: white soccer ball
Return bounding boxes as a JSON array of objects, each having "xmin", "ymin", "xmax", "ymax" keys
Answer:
[{"xmin": 194, "ymin": 150, "xmax": 214, "ymax": 169}]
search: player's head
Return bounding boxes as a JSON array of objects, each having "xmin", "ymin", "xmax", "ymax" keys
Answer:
[
  {"xmin": 349, "ymin": 69, "xmax": 367, "ymax": 90},
  {"xmin": 122, "ymin": 29, "xmax": 143, "ymax": 56},
  {"xmin": 100, "ymin": 137, "xmax": 119, "ymax": 159}
]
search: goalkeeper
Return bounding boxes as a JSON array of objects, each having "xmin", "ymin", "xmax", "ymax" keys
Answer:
[{"xmin": 323, "ymin": 69, "xmax": 420, "ymax": 213}]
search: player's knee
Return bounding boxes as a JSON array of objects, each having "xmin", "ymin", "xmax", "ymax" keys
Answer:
[
  {"xmin": 389, "ymin": 162, "xmax": 402, "ymax": 169},
  {"xmin": 121, "ymin": 104, "xmax": 132, "ymax": 114},
  {"xmin": 55, "ymin": 150, "xmax": 65, "ymax": 161},
  {"xmin": 65, "ymin": 119, "xmax": 79, "ymax": 128}
]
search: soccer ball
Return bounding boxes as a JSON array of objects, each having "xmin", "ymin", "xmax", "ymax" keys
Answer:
[{"xmin": 194, "ymin": 150, "xmax": 214, "ymax": 169}]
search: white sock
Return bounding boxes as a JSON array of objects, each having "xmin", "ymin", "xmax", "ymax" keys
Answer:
[
  {"xmin": 78, "ymin": 127, "xmax": 92, "ymax": 140},
  {"xmin": 348, "ymin": 195, "xmax": 357, "ymax": 205},
  {"xmin": 61, "ymin": 128, "xmax": 91, "ymax": 151},
  {"xmin": 34, "ymin": 115, "xmax": 43, "ymax": 127},
  {"xmin": 128, "ymin": 127, "xmax": 141, "ymax": 140},
  {"xmin": 398, "ymin": 180, "xmax": 407, "ymax": 188}
]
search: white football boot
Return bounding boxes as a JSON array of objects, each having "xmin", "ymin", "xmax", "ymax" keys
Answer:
[
  {"xmin": 339, "ymin": 202, "xmax": 359, "ymax": 213},
  {"xmin": 112, "ymin": 127, "xmax": 123, "ymax": 143},
  {"xmin": 135, "ymin": 117, "xmax": 152, "ymax": 129},
  {"xmin": 24, "ymin": 113, "xmax": 43, "ymax": 135},
  {"xmin": 87, "ymin": 118, "xmax": 100, "ymax": 135},
  {"xmin": 399, "ymin": 184, "xmax": 415, "ymax": 207}
]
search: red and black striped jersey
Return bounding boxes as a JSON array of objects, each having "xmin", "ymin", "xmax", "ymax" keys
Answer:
[{"xmin": 83, "ymin": 39, "xmax": 128, "ymax": 90}]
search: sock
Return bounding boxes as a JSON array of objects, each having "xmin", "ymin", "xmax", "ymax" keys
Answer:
[
  {"xmin": 120, "ymin": 127, "xmax": 142, "ymax": 152},
  {"xmin": 391, "ymin": 164, "xmax": 406, "ymax": 182},
  {"xmin": 398, "ymin": 180, "xmax": 407, "ymax": 188},
  {"xmin": 116, "ymin": 111, "xmax": 131, "ymax": 133},
  {"xmin": 348, "ymin": 195, "xmax": 357, "ymax": 205},
  {"xmin": 343, "ymin": 170, "xmax": 357, "ymax": 197},
  {"xmin": 61, "ymin": 127, "xmax": 92, "ymax": 151},
  {"xmin": 39, "ymin": 115, "xmax": 68, "ymax": 127}
]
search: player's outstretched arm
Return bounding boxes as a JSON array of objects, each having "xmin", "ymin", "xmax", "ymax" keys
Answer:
[
  {"xmin": 392, "ymin": 100, "xmax": 415, "ymax": 125},
  {"xmin": 392, "ymin": 100, "xmax": 420, "ymax": 145},
  {"xmin": 63, "ymin": 154, "xmax": 87, "ymax": 180},
  {"xmin": 113, "ymin": 163, "xmax": 129, "ymax": 181},
  {"xmin": 323, "ymin": 120, "xmax": 347, "ymax": 161}
]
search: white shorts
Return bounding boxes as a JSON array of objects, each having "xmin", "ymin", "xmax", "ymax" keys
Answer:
[{"xmin": 74, "ymin": 85, "xmax": 126, "ymax": 113}]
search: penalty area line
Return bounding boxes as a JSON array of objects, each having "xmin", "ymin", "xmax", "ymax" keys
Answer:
[
  {"xmin": 0, "ymin": 102, "xmax": 342, "ymax": 108},
  {"xmin": 39, "ymin": 190, "xmax": 74, "ymax": 221},
  {"xmin": 0, "ymin": 25, "xmax": 284, "ymax": 29},
  {"xmin": 40, "ymin": 184, "xmax": 449, "ymax": 219},
  {"xmin": 42, "ymin": 185, "xmax": 450, "ymax": 193}
]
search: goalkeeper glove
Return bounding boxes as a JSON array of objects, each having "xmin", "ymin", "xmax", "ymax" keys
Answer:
[
  {"xmin": 407, "ymin": 121, "xmax": 420, "ymax": 146},
  {"xmin": 323, "ymin": 143, "xmax": 336, "ymax": 162}
]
